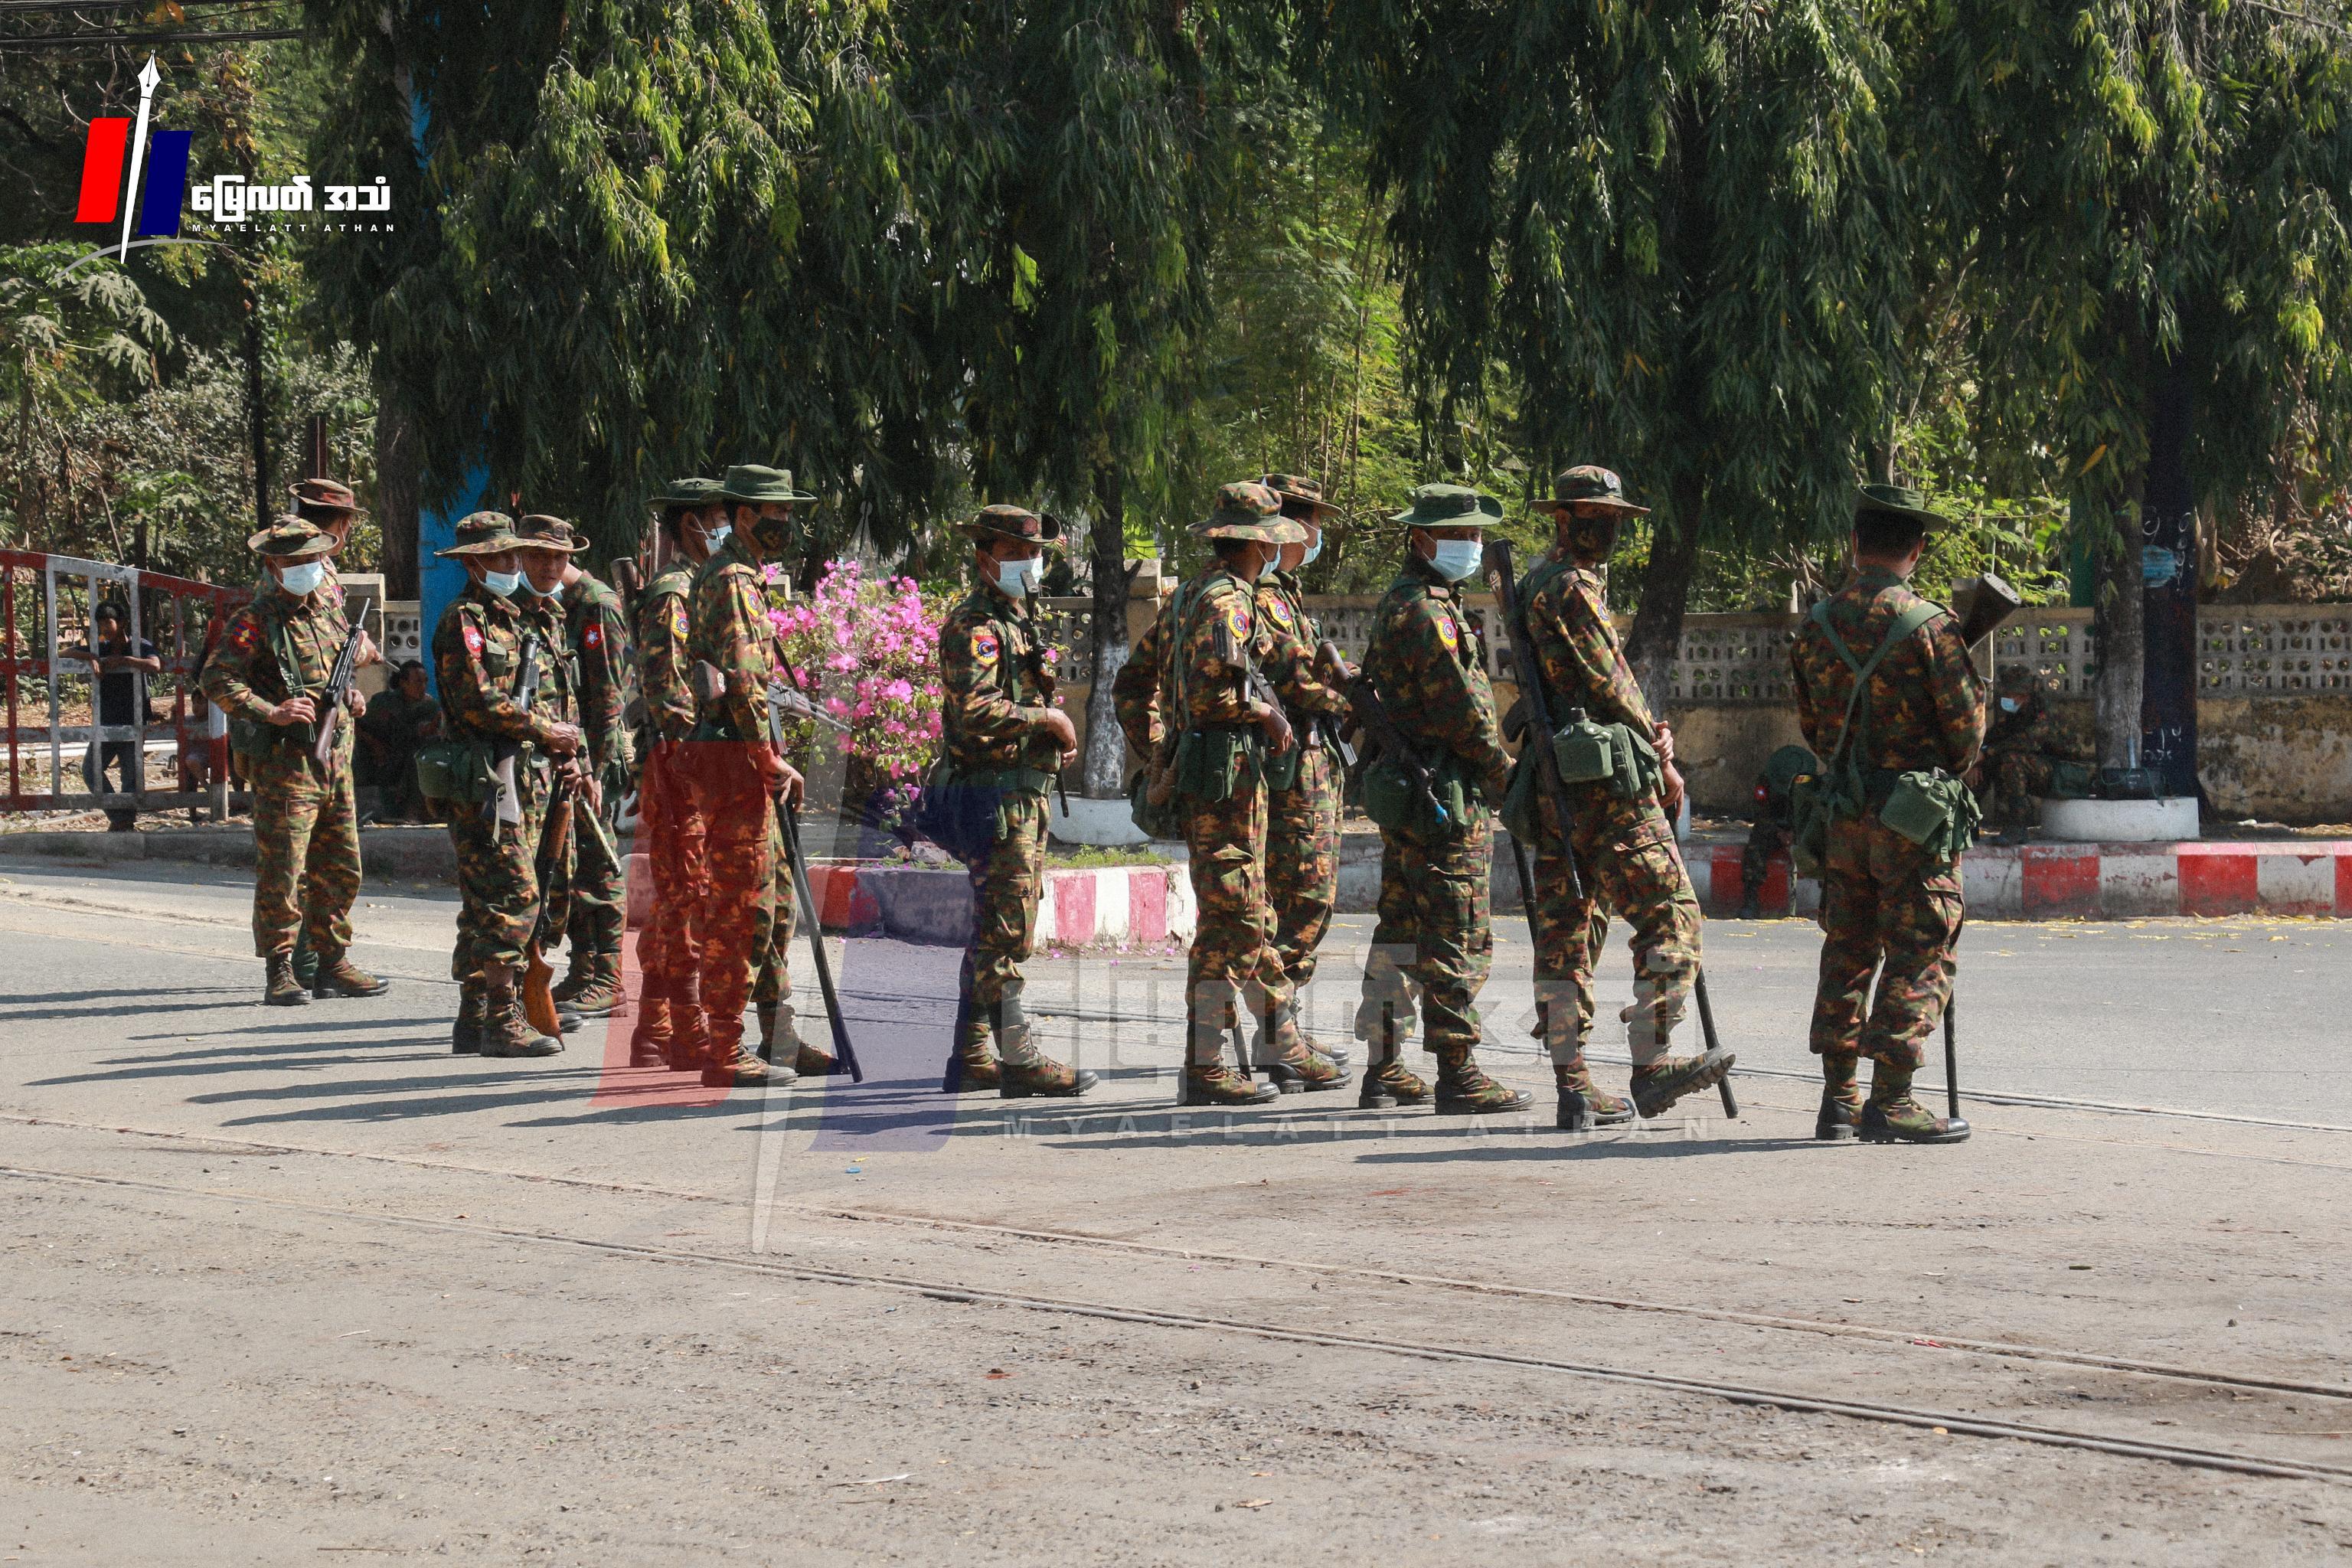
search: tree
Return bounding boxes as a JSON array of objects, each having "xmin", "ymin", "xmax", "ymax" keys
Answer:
[
  {"xmin": 1924, "ymin": 0, "xmax": 2352, "ymax": 786},
  {"xmin": 1310, "ymin": 2, "xmax": 1906, "ymax": 704}
]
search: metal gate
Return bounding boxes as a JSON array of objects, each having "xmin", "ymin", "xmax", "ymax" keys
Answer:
[{"xmin": 0, "ymin": 550, "xmax": 251, "ymax": 820}]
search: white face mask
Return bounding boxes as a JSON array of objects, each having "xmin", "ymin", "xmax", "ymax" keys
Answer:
[
  {"xmin": 276, "ymin": 560, "xmax": 328, "ymax": 596},
  {"xmin": 527, "ymin": 572, "xmax": 562, "ymax": 598},
  {"xmin": 1429, "ymin": 538, "xmax": 1483, "ymax": 583},
  {"xmin": 995, "ymin": 556, "xmax": 1044, "ymax": 596},
  {"xmin": 1999, "ymin": 696, "xmax": 2020, "ymax": 714},
  {"xmin": 483, "ymin": 569, "xmax": 522, "ymax": 599}
]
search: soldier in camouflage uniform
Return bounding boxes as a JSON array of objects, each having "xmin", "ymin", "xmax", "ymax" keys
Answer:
[
  {"xmin": 1113, "ymin": 482, "xmax": 1338, "ymax": 1106},
  {"xmin": 430, "ymin": 513, "xmax": 585, "ymax": 1059},
  {"xmin": 1251, "ymin": 474, "xmax": 1351, "ymax": 1078},
  {"xmin": 514, "ymin": 516, "xmax": 593, "ymax": 991},
  {"xmin": 1517, "ymin": 466, "xmax": 1734, "ymax": 1129},
  {"xmin": 1971, "ymin": 665, "xmax": 2075, "ymax": 845},
  {"xmin": 548, "ymin": 524, "xmax": 636, "ymax": 1017},
  {"xmin": 276, "ymin": 479, "xmax": 366, "ymax": 988},
  {"xmin": 1351, "ymin": 485, "xmax": 1530, "ymax": 1115},
  {"xmin": 632, "ymin": 478, "xmax": 724, "ymax": 1069},
  {"xmin": 201, "ymin": 519, "xmax": 389, "ymax": 1006},
  {"xmin": 684, "ymin": 465, "xmax": 812, "ymax": 1089},
  {"xmin": 933, "ymin": 504, "xmax": 1098, "ymax": 1098},
  {"xmin": 1790, "ymin": 484, "xmax": 1981, "ymax": 1145}
]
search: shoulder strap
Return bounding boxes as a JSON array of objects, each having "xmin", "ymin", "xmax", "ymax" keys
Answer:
[{"xmin": 1815, "ymin": 598, "xmax": 1943, "ymax": 774}]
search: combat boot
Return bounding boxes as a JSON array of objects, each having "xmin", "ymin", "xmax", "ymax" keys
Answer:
[
  {"xmin": 702, "ymin": 1035, "xmax": 792, "ymax": 1089},
  {"xmin": 1255, "ymin": 1006, "xmax": 1346, "ymax": 1094},
  {"xmin": 665, "ymin": 976, "xmax": 710, "ymax": 1072},
  {"xmin": 1553, "ymin": 1058, "xmax": 1634, "ymax": 1132},
  {"xmin": 1433, "ymin": 1046, "xmax": 1533, "ymax": 1116},
  {"xmin": 943, "ymin": 1030, "xmax": 1001, "ymax": 1093},
  {"xmin": 564, "ymin": 951, "xmax": 623, "ymax": 1018},
  {"xmin": 1628, "ymin": 1048, "xmax": 1738, "ymax": 1119},
  {"xmin": 549, "ymin": 946, "xmax": 594, "ymax": 1006},
  {"xmin": 312, "ymin": 957, "xmax": 389, "ymax": 999},
  {"xmin": 1859, "ymin": 1063, "xmax": 1971, "ymax": 1145},
  {"xmin": 1815, "ymin": 1052, "xmax": 1862, "ymax": 1142},
  {"xmin": 629, "ymin": 981, "xmax": 672, "ymax": 1068},
  {"xmin": 758, "ymin": 1002, "xmax": 841, "ymax": 1077},
  {"xmin": 451, "ymin": 982, "xmax": 488, "ymax": 1055},
  {"xmin": 996, "ymin": 1013, "xmax": 1096, "ymax": 1100},
  {"xmin": 1357, "ymin": 1057, "xmax": 1429, "ymax": 1109},
  {"xmin": 291, "ymin": 935, "xmax": 319, "ymax": 991},
  {"xmin": 479, "ymin": 987, "xmax": 563, "ymax": 1058},
  {"xmin": 263, "ymin": 952, "xmax": 310, "ymax": 1008},
  {"xmin": 1181, "ymin": 1008, "xmax": 1277, "ymax": 1106}
]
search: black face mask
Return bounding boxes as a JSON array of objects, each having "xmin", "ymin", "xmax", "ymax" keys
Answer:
[
  {"xmin": 747, "ymin": 511, "xmax": 792, "ymax": 557},
  {"xmin": 1566, "ymin": 513, "xmax": 1621, "ymax": 562}
]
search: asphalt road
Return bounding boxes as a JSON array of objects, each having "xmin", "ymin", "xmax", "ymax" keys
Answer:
[{"xmin": 3, "ymin": 854, "xmax": 2350, "ymax": 1564}]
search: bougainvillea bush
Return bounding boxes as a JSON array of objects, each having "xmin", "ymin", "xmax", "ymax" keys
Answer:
[{"xmin": 769, "ymin": 560, "xmax": 946, "ymax": 837}]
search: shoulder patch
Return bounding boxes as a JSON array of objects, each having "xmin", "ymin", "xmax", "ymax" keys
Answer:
[
  {"xmin": 583, "ymin": 623, "xmax": 603, "ymax": 649},
  {"xmin": 462, "ymin": 624, "xmax": 485, "ymax": 656},
  {"xmin": 1435, "ymin": 614, "xmax": 1459, "ymax": 651},
  {"xmin": 667, "ymin": 600, "xmax": 688, "ymax": 641},
  {"xmin": 1225, "ymin": 605, "xmax": 1250, "ymax": 642},
  {"xmin": 971, "ymin": 629, "xmax": 1001, "ymax": 664},
  {"xmin": 1265, "ymin": 597, "xmax": 1294, "ymax": 629}
]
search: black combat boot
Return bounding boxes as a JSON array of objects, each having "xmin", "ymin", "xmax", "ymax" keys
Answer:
[
  {"xmin": 1859, "ymin": 1061, "xmax": 1971, "ymax": 1145},
  {"xmin": 1432, "ymin": 1045, "xmax": 1533, "ymax": 1116},
  {"xmin": 1553, "ymin": 1057, "xmax": 1635, "ymax": 1132},
  {"xmin": 451, "ymin": 982, "xmax": 487, "ymax": 1055},
  {"xmin": 263, "ymin": 952, "xmax": 310, "ymax": 1008},
  {"xmin": 1816, "ymin": 1052, "xmax": 1862, "ymax": 1141},
  {"xmin": 1180, "ymin": 1010, "xmax": 1277, "ymax": 1107}
]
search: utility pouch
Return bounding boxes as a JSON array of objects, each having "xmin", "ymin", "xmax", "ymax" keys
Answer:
[
  {"xmin": 1262, "ymin": 735, "xmax": 1302, "ymax": 794},
  {"xmin": 1173, "ymin": 726, "xmax": 1258, "ymax": 804},
  {"xmin": 1362, "ymin": 753, "xmax": 1467, "ymax": 841},
  {"xmin": 1550, "ymin": 717, "xmax": 1616, "ymax": 786},
  {"xmin": 1606, "ymin": 722, "xmax": 1665, "ymax": 802},
  {"xmin": 1500, "ymin": 746, "xmax": 1543, "ymax": 845},
  {"xmin": 1129, "ymin": 766, "xmax": 1187, "ymax": 841},
  {"xmin": 912, "ymin": 760, "xmax": 1004, "ymax": 865},
  {"xmin": 415, "ymin": 738, "xmax": 494, "ymax": 806},
  {"xmin": 1789, "ymin": 772, "xmax": 1846, "ymax": 880},
  {"xmin": 1880, "ymin": 766, "xmax": 1981, "ymax": 864}
]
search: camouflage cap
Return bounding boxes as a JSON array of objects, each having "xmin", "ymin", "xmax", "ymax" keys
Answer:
[
  {"xmin": 1259, "ymin": 472, "xmax": 1340, "ymax": 518},
  {"xmin": 1539, "ymin": 464, "xmax": 1650, "ymax": 516},
  {"xmin": 512, "ymin": 514, "xmax": 588, "ymax": 554},
  {"xmin": 1390, "ymin": 482, "xmax": 1504, "ymax": 529},
  {"xmin": 1191, "ymin": 481, "xmax": 1308, "ymax": 544},
  {"xmin": 956, "ymin": 503, "xmax": 1067, "ymax": 552},
  {"xmin": 432, "ymin": 510, "xmax": 521, "ymax": 558},
  {"xmin": 717, "ymin": 464, "xmax": 816, "ymax": 505},
  {"xmin": 246, "ymin": 515, "xmax": 338, "ymax": 559},
  {"xmin": 654, "ymin": 477, "xmax": 721, "ymax": 508},
  {"xmin": 1855, "ymin": 482, "xmax": 1949, "ymax": 530},
  {"xmin": 1996, "ymin": 663, "xmax": 2042, "ymax": 693},
  {"xmin": 289, "ymin": 477, "xmax": 362, "ymax": 515}
]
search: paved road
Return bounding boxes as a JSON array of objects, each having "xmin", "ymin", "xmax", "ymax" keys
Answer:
[{"xmin": 3, "ymin": 855, "xmax": 2350, "ymax": 1563}]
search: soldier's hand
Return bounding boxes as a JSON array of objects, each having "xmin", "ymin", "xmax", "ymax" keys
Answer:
[
  {"xmin": 1258, "ymin": 704, "xmax": 1295, "ymax": 756},
  {"xmin": 267, "ymin": 696, "xmax": 316, "ymax": 727},
  {"xmin": 772, "ymin": 760, "xmax": 805, "ymax": 809},
  {"xmin": 1039, "ymin": 708, "xmax": 1079, "ymax": 754},
  {"xmin": 544, "ymin": 721, "xmax": 585, "ymax": 756},
  {"xmin": 1660, "ymin": 760, "xmax": 1687, "ymax": 822},
  {"xmin": 580, "ymin": 773, "xmax": 603, "ymax": 814},
  {"xmin": 1653, "ymin": 721, "xmax": 1675, "ymax": 765},
  {"xmin": 347, "ymin": 690, "xmax": 369, "ymax": 720}
]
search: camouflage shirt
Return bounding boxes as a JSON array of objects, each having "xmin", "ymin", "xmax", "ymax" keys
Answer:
[
  {"xmin": 1112, "ymin": 564, "xmax": 1261, "ymax": 758},
  {"xmin": 1985, "ymin": 690, "xmax": 2063, "ymax": 758},
  {"xmin": 561, "ymin": 570, "xmax": 635, "ymax": 773},
  {"xmin": 1253, "ymin": 569, "xmax": 1346, "ymax": 725},
  {"xmin": 202, "ymin": 581, "xmax": 354, "ymax": 728},
  {"xmin": 938, "ymin": 580, "xmax": 1064, "ymax": 776},
  {"xmin": 1363, "ymin": 555, "xmax": 1511, "ymax": 804},
  {"xmin": 635, "ymin": 562, "xmax": 697, "ymax": 744},
  {"xmin": 685, "ymin": 539, "xmax": 785, "ymax": 744},
  {"xmin": 1789, "ymin": 566, "xmax": 1984, "ymax": 776},
  {"xmin": 1520, "ymin": 548, "xmax": 1651, "ymax": 733},
  {"xmin": 522, "ymin": 592, "xmax": 579, "ymax": 728},
  {"xmin": 431, "ymin": 583, "xmax": 568, "ymax": 753}
]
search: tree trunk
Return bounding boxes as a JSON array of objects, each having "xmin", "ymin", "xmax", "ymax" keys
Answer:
[
  {"xmin": 240, "ymin": 268, "xmax": 272, "ymax": 538},
  {"xmin": 2089, "ymin": 490, "xmax": 2145, "ymax": 770},
  {"xmin": 2138, "ymin": 360, "xmax": 2198, "ymax": 799},
  {"xmin": 374, "ymin": 392, "xmax": 420, "ymax": 597},
  {"xmin": 1622, "ymin": 468, "xmax": 1705, "ymax": 717},
  {"xmin": 1080, "ymin": 460, "xmax": 1131, "ymax": 799}
]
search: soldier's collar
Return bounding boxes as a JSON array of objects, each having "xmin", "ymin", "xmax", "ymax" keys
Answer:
[{"xmin": 1855, "ymin": 564, "xmax": 1910, "ymax": 589}]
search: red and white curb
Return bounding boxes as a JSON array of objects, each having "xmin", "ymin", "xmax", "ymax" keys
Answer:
[{"xmin": 1687, "ymin": 841, "xmax": 2352, "ymax": 920}]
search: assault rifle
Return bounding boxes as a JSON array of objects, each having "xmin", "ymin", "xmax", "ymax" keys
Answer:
[
  {"xmin": 489, "ymin": 633, "xmax": 541, "ymax": 826},
  {"xmin": 1317, "ymin": 639, "xmax": 1442, "ymax": 832},
  {"xmin": 1951, "ymin": 573, "xmax": 2022, "ymax": 651},
  {"xmin": 310, "ymin": 627, "xmax": 364, "ymax": 766},
  {"xmin": 521, "ymin": 769, "xmax": 576, "ymax": 1040},
  {"xmin": 762, "ymin": 680, "xmax": 864, "ymax": 1083}
]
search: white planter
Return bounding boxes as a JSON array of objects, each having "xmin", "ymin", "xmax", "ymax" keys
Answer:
[
  {"xmin": 2039, "ymin": 795, "xmax": 2200, "ymax": 843},
  {"xmin": 1049, "ymin": 792, "xmax": 1150, "ymax": 847}
]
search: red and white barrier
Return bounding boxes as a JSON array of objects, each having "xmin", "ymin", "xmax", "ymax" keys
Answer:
[{"xmin": 1688, "ymin": 841, "xmax": 2352, "ymax": 920}]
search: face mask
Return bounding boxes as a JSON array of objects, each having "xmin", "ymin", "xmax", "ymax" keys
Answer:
[
  {"xmin": 1300, "ymin": 537, "xmax": 1321, "ymax": 567},
  {"xmin": 1257, "ymin": 553, "xmax": 1281, "ymax": 581},
  {"xmin": 703, "ymin": 523, "xmax": 731, "ymax": 550},
  {"xmin": 1429, "ymin": 539, "xmax": 1483, "ymax": 583},
  {"xmin": 526, "ymin": 571, "xmax": 562, "ymax": 598},
  {"xmin": 995, "ymin": 556, "xmax": 1044, "ymax": 596},
  {"xmin": 276, "ymin": 560, "xmax": 327, "ymax": 596},
  {"xmin": 483, "ymin": 569, "xmax": 522, "ymax": 599},
  {"xmin": 1999, "ymin": 696, "xmax": 2020, "ymax": 714}
]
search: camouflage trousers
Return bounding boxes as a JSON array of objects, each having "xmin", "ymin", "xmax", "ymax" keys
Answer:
[
  {"xmin": 564, "ymin": 791, "xmax": 626, "ymax": 959},
  {"xmin": 1266, "ymin": 743, "xmax": 1341, "ymax": 993},
  {"xmin": 1358, "ymin": 809, "xmax": 1493, "ymax": 1053},
  {"xmin": 681, "ymin": 743, "xmax": 774, "ymax": 1053},
  {"xmin": 752, "ymin": 812, "xmax": 798, "ymax": 1022},
  {"xmin": 247, "ymin": 746, "xmax": 362, "ymax": 959},
  {"xmin": 1529, "ymin": 788, "xmax": 1703, "ymax": 1067},
  {"xmin": 1183, "ymin": 776, "xmax": 1291, "ymax": 1059},
  {"xmin": 446, "ymin": 758, "xmax": 548, "ymax": 982},
  {"xmin": 958, "ymin": 789, "xmax": 1049, "ymax": 1046},
  {"xmin": 1810, "ymin": 815, "xmax": 1963, "ymax": 1070},
  {"xmin": 634, "ymin": 743, "xmax": 706, "ymax": 995},
  {"xmin": 1981, "ymin": 750, "xmax": 2054, "ymax": 829}
]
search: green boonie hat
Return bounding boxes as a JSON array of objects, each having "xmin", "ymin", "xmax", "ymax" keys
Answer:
[
  {"xmin": 512, "ymin": 514, "xmax": 589, "ymax": 554},
  {"xmin": 1996, "ymin": 664, "xmax": 2041, "ymax": 693},
  {"xmin": 718, "ymin": 464, "xmax": 815, "ymax": 505},
  {"xmin": 247, "ymin": 516, "xmax": 338, "ymax": 559},
  {"xmin": 1391, "ymin": 482, "xmax": 1504, "ymax": 528},
  {"xmin": 1259, "ymin": 472, "xmax": 1340, "ymax": 518},
  {"xmin": 1192, "ymin": 481, "xmax": 1308, "ymax": 544},
  {"xmin": 654, "ymin": 477, "xmax": 720, "ymax": 508},
  {"xmin": 1855, "ymin": 482, "xmax": 1949, "ymax": 529},
  {"xmin": 289, "ymin": 477, "xmax": 362, "ymax": 516},
  {"xmin": 433, "ymin": 510, "xmax": 520, "ymax": 558},
  {"xmin": 1540, "ymin": 464, "xmax": 1650, "ymax": 516},
  {"xmin": 956, "ymin": 503, "xmax": 1067, "ymax": 552}
]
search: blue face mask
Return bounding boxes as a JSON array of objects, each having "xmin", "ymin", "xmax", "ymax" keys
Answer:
[
  {"xmin": 995, "ymin": 556, "xmax": 1044, "ymax": 597},
  {"xmin": 276, "ymin": 560, "xmax": 328, "ymax": 596},
  {"xmin": 1300, "ymin": 535, "xmax": 1322, "ymax": 567},
  {"xmin": 483, "ymin": 569, "xmax": 523, "ymax": 599},
  {"xmin": 1429, "ymin": 538, "xmax": 1484, "ymax": 583},
  {"xmin": 527, "ymin": 572, "xmax": 562, "ymax": 598},
  {"xmin": 704, "ymin": 523, "xmax": 731, "ymax": 551}
]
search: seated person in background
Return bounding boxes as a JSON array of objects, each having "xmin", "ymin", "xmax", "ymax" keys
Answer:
[
  {"xmin": 63, "ymin": 599, "xmax": 163, "ymax": 831},
  {"xmin": 1739, "ymin": 743, "xmax": 1818, "ymax": 917},
  {"xmin": 1969, "ymin": 665, "xmax": 2076, "ymax": 846},
  {"xmin": 356, "ymin": 659, "xmax": 440, "ymax": 821}
]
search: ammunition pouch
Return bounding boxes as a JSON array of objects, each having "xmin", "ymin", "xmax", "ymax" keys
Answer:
[
  {"xmin": 1550, "ymin": 715, "xmax": 1664, "ymax": 801},
  {"xmin": 1880, "ymin": 766, "xmax": 1981, "ymax": 865},
  {"xmin": 1362, "ymin": 750, "xmax": 1468, "ymax": 841},
  {"xmin": 1129, "ymin": 763, "xmax": 1187, "ymax": 841},
  {"xmin": 1172, "ymin": 724, "xmax": 1262, "ymax": 805},
  {"xmin": 913, "ymin": 760, "xmax": 1051, "ymax": 865},
  {"xmin": 415, "ymin": 737, "xmax": 496, "ymax": 807}
]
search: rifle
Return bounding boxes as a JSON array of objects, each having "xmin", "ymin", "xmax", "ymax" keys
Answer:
[
  {"xmin": 310, "ymin": 627, "xmax": 363, "ymax": 766},
  {"xmin": 489, "ymin": 633, "xmax": 542, "ymax": 826},
  {"xmin": 521, "ymin": 770, "xmax": 575, "ymax": 1040},
  {"xmin": 1317, "ymin": 639, "xmax": 1446, "ymax": 833},
  {"xmin": 1951, "ymin": 573, "xmax": 2022, "ymax": 651},
  {"xmin": 763, "ymin": 681, "xmax": 864, "ymax": 1083}
]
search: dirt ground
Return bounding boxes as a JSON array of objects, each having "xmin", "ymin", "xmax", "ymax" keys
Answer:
[{"xmin": 3, "ymin": 856, "xmax": 2350, "ymax": 1564}]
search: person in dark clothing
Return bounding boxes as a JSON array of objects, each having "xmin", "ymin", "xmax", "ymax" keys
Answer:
[
  {"xmin": 1737, "ymin": 743, "xmax": 1818, "ymax": 917},
  {"xmin": 64, "ymin": 600, "xmax": 162, "ymax": 831},
  {"xmin": 356, "ymin": 659, "xmax": 440, "ymax": 821}
]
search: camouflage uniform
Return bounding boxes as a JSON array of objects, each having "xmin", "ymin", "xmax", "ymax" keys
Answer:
[
  {"xmin": 201, "ymin": 545, "xmax": 369, "ymax": 1000},
  {"xmin": 632, "ymin": 554, "xmax": 707, "ymax": 1062},
  {"xmin": 1978, "ymin": 670, "xmax": 2069, "ymax": 838},
  {"xmin": 932, "ymin": 505, "xmax": 1096, "ymax": 1097},
  {"xmin": 1253, "ymin": 567, "xmax": 1347, "ymax": 999},
  {"xmin": 1790, "ymin": 484, "xmax": 1983, "ymax": 1144},
  {"xmin": 554, "ymin": 570, "xmax": 633, "ymax": 999}
]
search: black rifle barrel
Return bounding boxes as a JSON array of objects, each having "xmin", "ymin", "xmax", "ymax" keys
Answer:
[{"xmin": 1478, "ymin": 541, "xmax": 1583, "ymax": 903}]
